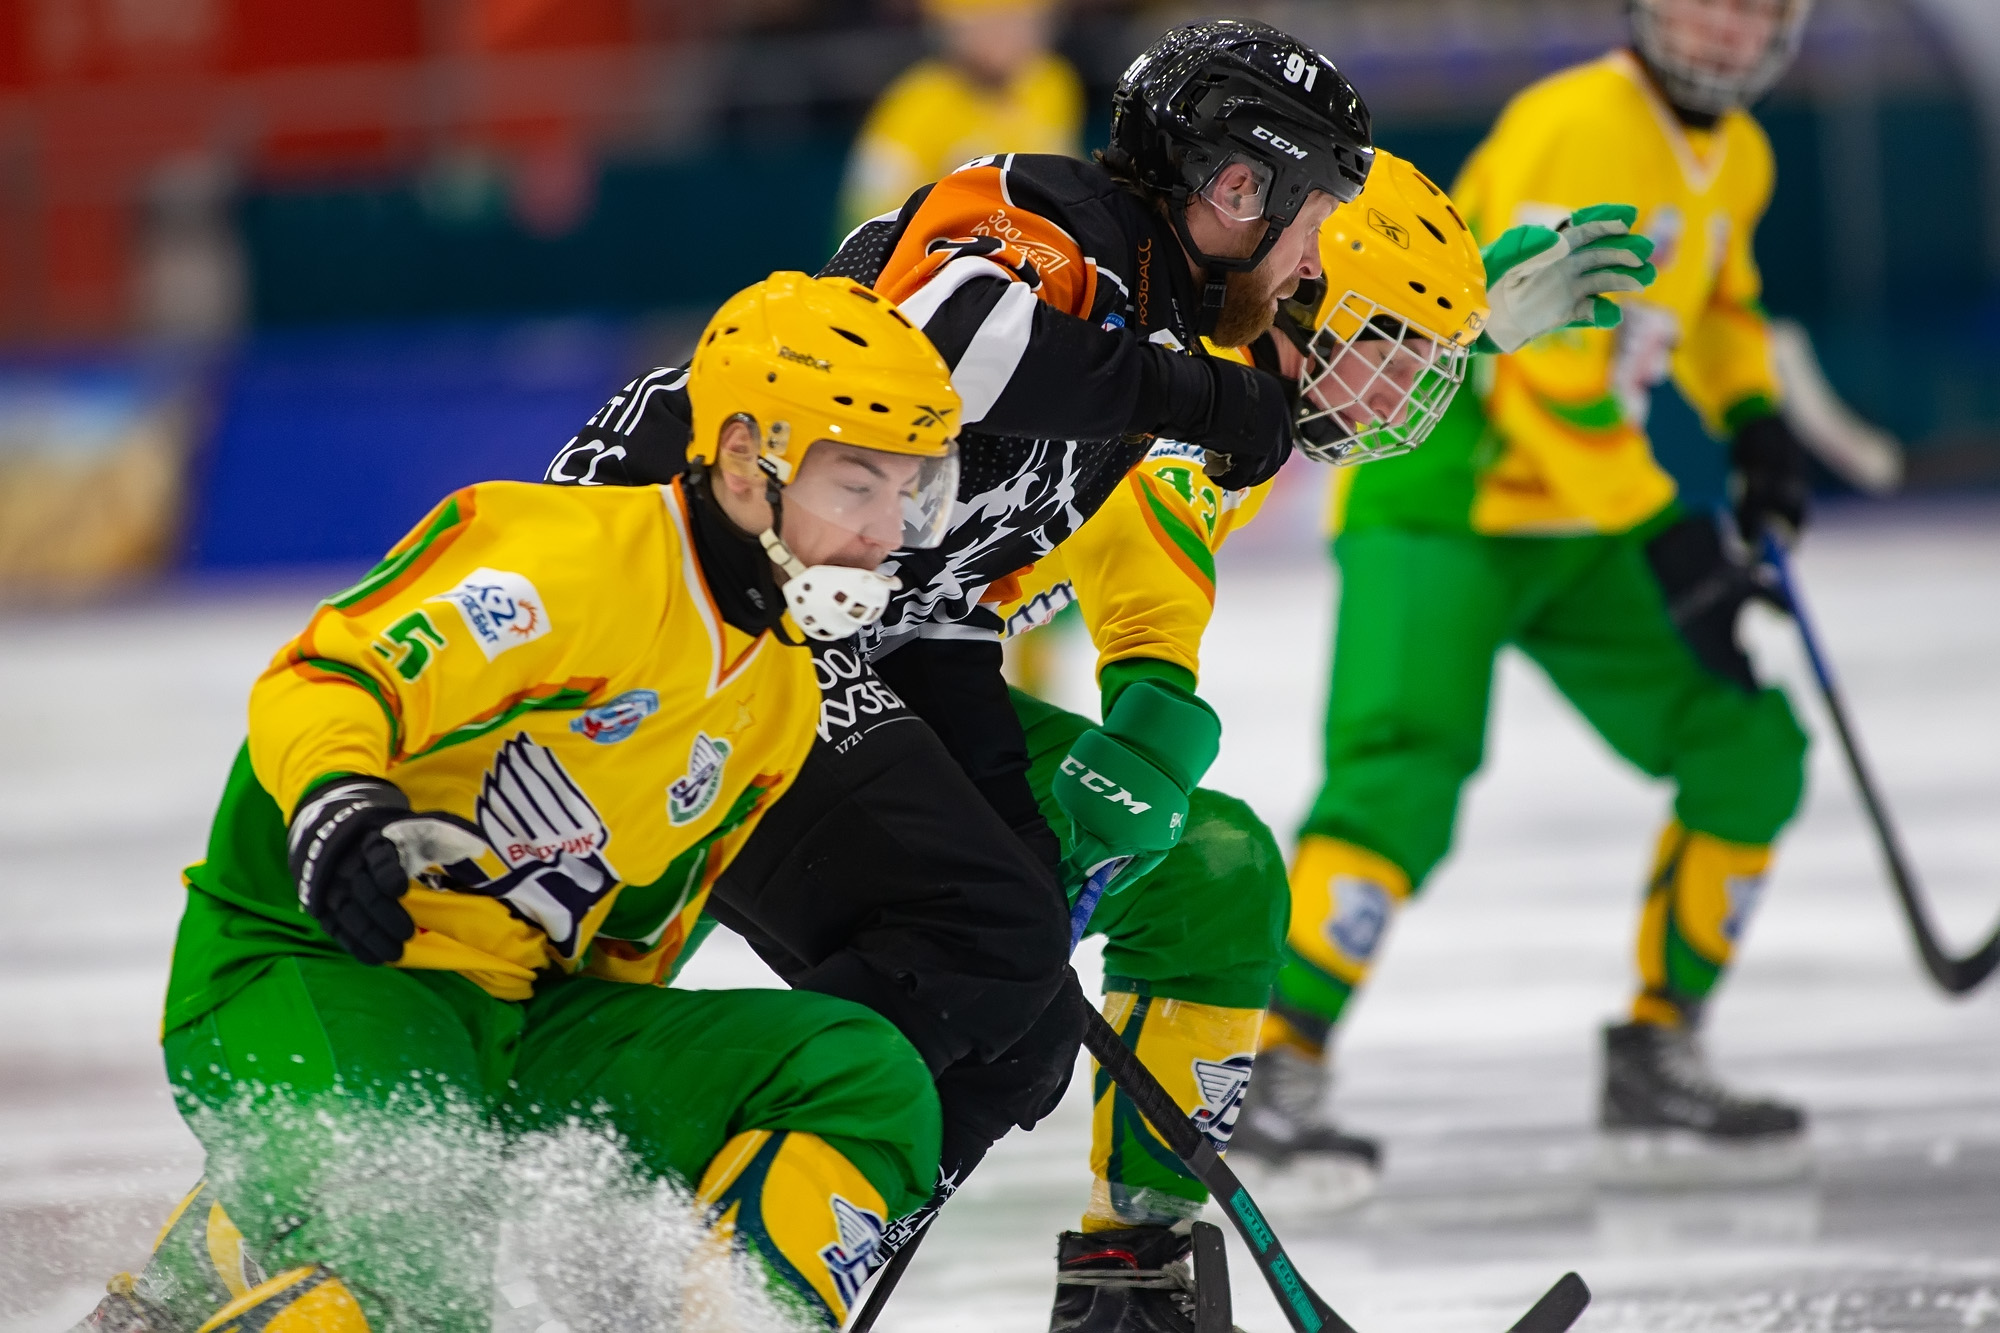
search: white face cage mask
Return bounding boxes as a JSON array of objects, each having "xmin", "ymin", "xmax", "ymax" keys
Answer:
[
  {"xmin": 1628, "ymin": 0, "xmax": 1814, "ymax": 117},
  {"xmin": 1293, "ymin": 291, "xmax": 1471, "ymax": 466}
]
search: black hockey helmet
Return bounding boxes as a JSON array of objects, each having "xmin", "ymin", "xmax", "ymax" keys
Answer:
[{"xmin": 1105, "ymin": 18, "xmax": 1374, "ymax": 286}]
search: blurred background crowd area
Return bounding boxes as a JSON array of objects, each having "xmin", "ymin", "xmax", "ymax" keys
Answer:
[{"xmin": 0, "ymin": 0, "xmax": 1995, "ymax": 597}]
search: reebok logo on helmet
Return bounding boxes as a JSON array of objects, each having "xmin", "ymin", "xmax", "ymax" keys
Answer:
[{"xmin": 777, "ymin": 345, "xmax": 831, "ymax": 371}]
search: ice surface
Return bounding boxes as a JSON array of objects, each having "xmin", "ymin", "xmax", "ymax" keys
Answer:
[{"xmin": 2, "ymin": 500, "xmax": 1997, "ymax": 1332}]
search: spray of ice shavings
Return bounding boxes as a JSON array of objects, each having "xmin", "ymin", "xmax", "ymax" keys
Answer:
[
  {"xmin": 179, "ymin": 1081, "xmax": 812, "ymax": 1332},
  {"xmin": 498, "ymin": 1116, "xmax": 814, "ymax": 1333}
]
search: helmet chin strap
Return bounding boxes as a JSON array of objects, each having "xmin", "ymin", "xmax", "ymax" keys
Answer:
[{"xmin": 1167, "ymin": 194, "xmax": 1285, "ymax": 339}]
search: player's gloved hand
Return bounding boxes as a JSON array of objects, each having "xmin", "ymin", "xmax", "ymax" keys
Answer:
[
  {"xmin": 1194, "ymin": 356, "xmax": 1295, "ymax": 490},
  {"xmin": 1644, "ymin": 511, "xmax": 1788, "ymax": 694},
  {"xmin": 287, "ymin": 777, "xmax": 499, "ymax": 965},
  {"xmin": 287, "ymin": 777, "xmax": 422, "ymax": 965},
  {"xmin": 1478, "ymin": 204, "xmax": 1658, "ymax": 353},
  {"xmin": 1052, "ymin": 676, "xmax": 1221, "ymax": 897},
  {"xmin": 1729, "ymin": 411, "xmax": 1811, "ymax": 547}
]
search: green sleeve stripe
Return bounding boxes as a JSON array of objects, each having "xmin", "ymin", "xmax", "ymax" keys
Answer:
[
  {"xmin": 323, "ymin": 496, "xmax": 466, "ymax": 611},
  {"xmin": 1535, "ymin": 389, "xmax": 1626, "ymax": 432},
  {"xmin": 408, "ymin": 685, "xmax": 596, "ymax": 760},
  {"xmin": 1136, "ymin": 476, "xmax": 1216, "ymax": 585},
  {"xmin": 297, "ymin": 657, "xmax": 403, "ymax": 756}
]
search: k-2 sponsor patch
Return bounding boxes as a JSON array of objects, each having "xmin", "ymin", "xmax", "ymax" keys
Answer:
[{"xmin": 433, "ymin": 568, "xmax": 550, "ymax": 660}]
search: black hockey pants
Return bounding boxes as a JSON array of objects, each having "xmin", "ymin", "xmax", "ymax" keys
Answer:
[{"xmin": 708, "ymin": 640, "xmax": 1079, "ymax": 1202}]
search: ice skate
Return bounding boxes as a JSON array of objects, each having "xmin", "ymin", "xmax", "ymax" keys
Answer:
[
  {"xmin": 1596, "ymin": 1021, "xmax": 1810, "ymax": 1186},
  {"xmin": 1050, "ymin": 1224, "xmax": 1235, "ymax": 1333},
  {"xmin": 65, "ymin": 1274, "xmax": 178, "ymax": 1333},
  {"xmin": 1224, "ymin": 1045, "xmax": 1380, "ymax": 1211}
]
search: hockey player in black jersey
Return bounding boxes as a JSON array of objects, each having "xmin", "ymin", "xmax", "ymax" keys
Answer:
[{"xmin": 543, "ymin": 16, "xmax": 1375, "ymax": 1299}]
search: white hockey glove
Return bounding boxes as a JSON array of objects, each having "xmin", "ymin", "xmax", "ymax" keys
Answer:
[{"xmin": 1479, "ymin": 204, "xmax": 1658, "ymax": 354}]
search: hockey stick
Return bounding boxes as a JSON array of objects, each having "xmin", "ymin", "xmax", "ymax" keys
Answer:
[
  {"xmin": 842, "ymin": 858, "xmax": 1132, "ymax": 1333},
  {"xmin": 1075, "ymin": 977, "xmax": 1590, "ymax": 1333},
  {"xmin": 1763, "ymin": 536, "xmax": 2000, "ymax": 994}
]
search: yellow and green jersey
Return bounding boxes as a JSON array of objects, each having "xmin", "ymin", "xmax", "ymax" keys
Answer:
[
  {"xmin": 838, "ymin": 52, "xmax": 1084, "ymax": 234},
  {"xmin": 169, "ymin": 479, "xmax": 818, "ymax": 1027},
  {"xmin": 996, "ymin": 439, "xmax": 1270, "ymax": 688},
  {"xmin": 1337, "ymin": 49, "xmax": 1782, "ymax": 537}
]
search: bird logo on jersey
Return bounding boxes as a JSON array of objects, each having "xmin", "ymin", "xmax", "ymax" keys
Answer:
[
  {"xmin": 380, "ymin": 736, "xmax": 619, "ymax": 964},
  {"xmin": 819, "ymin": 1194, "xmax": 887, "ymax": 1311},
  {"xmin": 1189, "ymin": 1054, "xmax": 1256, "ymax": 1151},
  {"xmin": 667, "ymin": 732, "xmax": 731, "ymax": 826}
]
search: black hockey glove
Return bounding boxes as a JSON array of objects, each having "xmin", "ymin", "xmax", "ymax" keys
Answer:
[
  {"xmin": 1644, "ymin": 513, "xmax": 1787, "ymax": 695},
  {"xmin": 1193, "ymin": 357, "xmax": 1295, "ymax": 491},
  {"xmin": 287, "ymin": 776, "xmax": 418, "ymax": 965},
  {"xmin": 1729, "ymin": 413, "xmax": 1811, "ymax": 546}
]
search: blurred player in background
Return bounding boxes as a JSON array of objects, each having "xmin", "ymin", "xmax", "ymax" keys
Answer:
[
  {"xmin": 1254, "ymin": 0, "xmax": 1822, "ymax": 1190},
  {"xmin": 838, "ymin": 0, "xmax": 1083, "ymax": 235}
]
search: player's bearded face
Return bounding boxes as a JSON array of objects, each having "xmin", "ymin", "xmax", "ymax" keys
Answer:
[{"xmin": 1210, "ymin": 191, "xmax": 1336, "ymax": 348}]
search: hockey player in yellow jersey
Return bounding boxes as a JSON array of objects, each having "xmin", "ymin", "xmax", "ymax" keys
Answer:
[
  {"xmin": 988, "ymin": 150, "xmax": 1654, "ymax": 1328},
  {"xmin": 838, "ymin": 0, "xmax": 1084, "ymax": 234},
  {"xmin": 70, "ymin": 275, "xmax": 964, "ymax": 1333},
  {"xmin": 1270, "ymin": 0, "xmax": 1821, "ymax": 1192}
]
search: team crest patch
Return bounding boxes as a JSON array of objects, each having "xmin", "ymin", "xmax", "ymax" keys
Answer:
[
  {"xmin": 1326, "ymin": 875, "xmax": 1393, "ymax": 963},
  {"xmin": 1190, "ymin": 1054, "xmax": 1255, "ymax": 1151},
  {"xmin": 1722, "ymin": 872, "xmax": 1767, "ymax": 942},
  {"xmin": 667, "ymin": 731, "xmax": 731, "ymax": 826},
  {"xmin": 432, "ymin": 568, "xmax": 549, "ymax": 661},
  {"xmin": 570, "ymin": 689, "xmax": 659, "ymax": 745},
  {"xmin": 819, "ymin": 1194, "xmax": 886, "ymax": 1311}
]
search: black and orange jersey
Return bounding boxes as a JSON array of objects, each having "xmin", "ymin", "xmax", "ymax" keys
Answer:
[{"xmin": 546, "ymin": 153, "xmax": 1213, "ymax": 656}]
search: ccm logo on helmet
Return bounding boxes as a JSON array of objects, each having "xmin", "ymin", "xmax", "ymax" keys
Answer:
[
  {"xmin": 1250, "ymin": 126, "xmax": 1309, "ymax": 161},
  {"xmin": 1059, "ymin": 755, "xmax": 1153, "ymax": 814}
]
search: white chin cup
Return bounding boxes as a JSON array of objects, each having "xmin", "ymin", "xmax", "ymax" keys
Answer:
[{"xmin": 781, "ymin": 564, "xmax": 901, "ymax": 641}]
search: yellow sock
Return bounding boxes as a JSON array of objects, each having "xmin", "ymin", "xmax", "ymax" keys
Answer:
[
  {"xmin": 1632, "ymin": 822, "xmax": 1773, "ymax": 1027},
  {"xmin": 1084, "ymin": 992, "xmax": 1262, "ymax": 1232},
  {"xmin": 697, "ymin": 1129, "xmax": 889, "ymax": 1327},
  {"xmin": 1285, "ymin": 835, "xmax": 1410, "ymax": 1000}
]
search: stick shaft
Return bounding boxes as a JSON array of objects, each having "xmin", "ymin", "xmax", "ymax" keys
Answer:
[{"xmin": 1763, "ymin": 538, "xmax": 2000, "ymax": 994}]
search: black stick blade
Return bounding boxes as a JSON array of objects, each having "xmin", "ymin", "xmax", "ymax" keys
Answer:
[{"xmin": 1507, "ymin": 1272, "xmax": 1591, "ymax": 1333}]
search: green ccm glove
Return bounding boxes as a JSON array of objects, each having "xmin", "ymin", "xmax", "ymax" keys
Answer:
[
  {"xmin": 1478, "ymin": 203, "xmax": 1658, "ymax": 353},
  {"xmin": 1052, "ymin": 674, "xmax": 1221, "ymax": 899}
]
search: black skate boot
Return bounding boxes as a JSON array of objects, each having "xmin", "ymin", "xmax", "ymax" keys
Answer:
[
  {"xmin": 1598, "ymin": 1020, "xmax": 1809, "ymax": 1185},
  {"xmin": 1225, "ymin": 1045, "xmax": 1380, "ymax": 1210},
  {"xmin": 1050, "ymin": 1224, "xmax": 1233, "ymax": 1333}
]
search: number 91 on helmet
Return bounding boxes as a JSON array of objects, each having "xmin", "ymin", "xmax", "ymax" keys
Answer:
[
  {"xmin": 1278, "ymin": 150, "xmax": 1490, "ymax": 466},
  {"xmin": 686, "ymin": 273, "xmax": 962, "ymax": 638}
]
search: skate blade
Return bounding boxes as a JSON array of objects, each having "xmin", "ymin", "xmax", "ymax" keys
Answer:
[
  {"xmin": 1224, "ymin": 1152, "xmax": 1378, "ymax": 1213},
  {"xmin": 1594, "ymin": 1127, "xmax": 1813, "ymax": 1189}
]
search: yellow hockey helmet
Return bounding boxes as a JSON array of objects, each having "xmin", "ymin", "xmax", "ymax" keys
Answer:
[
  {"xmin": 1285, "ymin": 150, "xmax": 1490, "ymax": 466},
  {"xmin": 687, "ymin": 272, "xmax": 962, "ymax": 548}
]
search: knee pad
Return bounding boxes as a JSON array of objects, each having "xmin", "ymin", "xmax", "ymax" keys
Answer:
[
  {"xmin": 193, "ymin": 1265, "xmax": 368, "ymax": 1333},
  {"xmin": 697, "ymin": 1130, "xmax": 889, "ymax": 1328},
  {"xmin": 1632, "ymin": 822, "xmax": 1773, "ymax": 1026}
]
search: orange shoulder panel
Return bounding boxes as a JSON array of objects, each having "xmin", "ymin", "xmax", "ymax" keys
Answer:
[{"xmin": 873, "ymin": 163, "xmax": 1097, "ymax": 319}]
